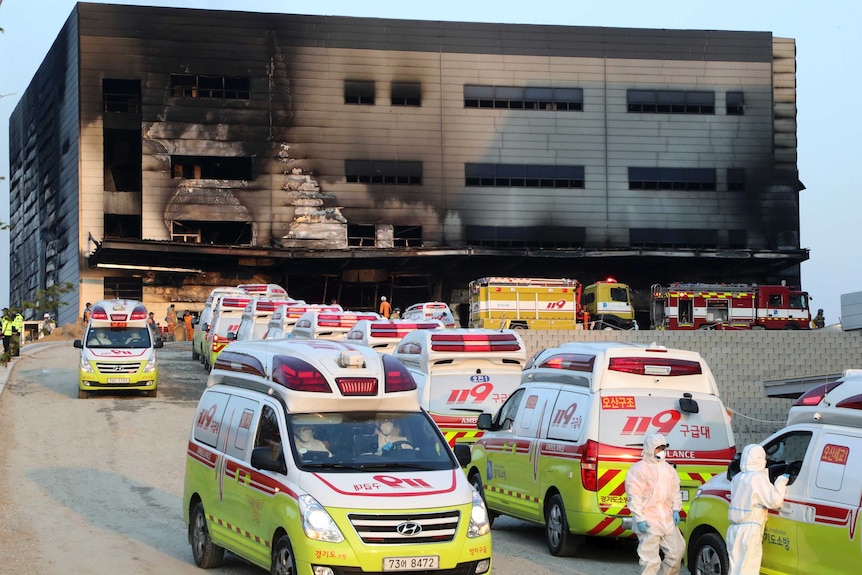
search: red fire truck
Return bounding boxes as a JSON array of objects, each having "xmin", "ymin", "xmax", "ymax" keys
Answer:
[{"xmin": 650, "ymin": 282, "xmax": 812, "ymax": 330}]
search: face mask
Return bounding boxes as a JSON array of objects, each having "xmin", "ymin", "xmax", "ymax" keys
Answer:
[
  {"xmin": 379, "ymin": 422, "xmax": 394, "ymax": 436},
  {"xmin": 655, "ymin": 450, "xmax": 666, "ymax": 462}
]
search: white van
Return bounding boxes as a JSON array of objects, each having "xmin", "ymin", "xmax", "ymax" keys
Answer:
[
  {"xmin": 235, "ymin": 297, "xmax": 303, "ymax": 342},
  {"xmin": 290, "ymin": 310, "xmax": 381, "ymax": 341},
  {"xmin": 391, "ymin": 328, "xmax": 527, "ymax": 446},
  {"xmin": 204, "ymin": 295, "xmax": 252, "ymax": 370},
  {"xmin": 263, "ymin": 303, "xmax": 343, "ymax": 340},
  {"xmin": 182, "ymin": 339, "xmax": 492, "ymax": 574},
  {"xmin": 685, "ymin": 369, "xmax": 862, "ymax": 574},
  {"xmin": 73, "ymin": 299, "xmax": 163, "ymax": 398},
  {"xmin": 401, "ymin": 301, "xmax": 457, "ymax": 328},
  {"xmin": 461, "ymin": 341, "xmax": 736, "ymax": 555},
  {"xmin": 193, "ymin": 287, "xmax": 247, "ymax": 362},
  {"xmin": 345, "ymin": 318, "xmax": 445, "ymax": 354}
]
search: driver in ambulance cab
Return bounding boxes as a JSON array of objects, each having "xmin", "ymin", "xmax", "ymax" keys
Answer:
[{"xmin": 374, "ymin": 417, "xmax": 411, "ymax": 453}]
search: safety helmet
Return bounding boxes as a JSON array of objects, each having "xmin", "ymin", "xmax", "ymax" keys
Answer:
[{"xmin": 381, "ymin": 296, "xmax": 387, "ymax": 301}]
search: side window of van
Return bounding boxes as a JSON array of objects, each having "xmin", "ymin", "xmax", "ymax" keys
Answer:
[
  {"xmin": 761, "ymin": 430, "xmax": 812, "ymax": 481},
  {"xmin": 222, "ymin": 396, "xmax": 259, "ymax": 460},
  {"xmin": 254, "ymin": 405, "xmax": 285, "ymax": 473},
  {"xmin": 495, "ymin": 389, "xmax": 525, "ymax": 430}
]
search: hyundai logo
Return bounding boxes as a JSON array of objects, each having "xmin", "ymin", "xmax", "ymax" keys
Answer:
[{"xmin": 395, "ymin": 522, "xmax": 422, "ymax": 536}]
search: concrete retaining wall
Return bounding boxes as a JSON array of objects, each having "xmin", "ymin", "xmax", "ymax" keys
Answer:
[{"xmin": 518, "ymin": 330, "xmax": 862, "ymax": 448}]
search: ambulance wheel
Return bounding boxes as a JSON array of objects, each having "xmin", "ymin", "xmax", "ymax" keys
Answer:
[
  {"xmin": 271, "ymin": 534, "xmax": 297, "ymax": 575},
  {"xmin": 190, "ymin": 502, "xmax": 224, "ymax": 568},
  {"xmin": 78, "ymin": 389, "xmax": 89, "ymax": 399},
  {"xmin": 192, "ymin": 348, "xmax": 199, "ymax": 361},
  {"xmin": 545, "ymin": 494, "xmax": 582, "ymax": 556},
  {"xmin": 690, "ymin": 532, "xmax": 728, "ymax": 575},
  {"xmin": 468, "ymin": 471, "xmax": 496, "ymax": 527}
]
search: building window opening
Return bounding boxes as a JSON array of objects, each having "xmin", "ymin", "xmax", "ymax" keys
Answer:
[
  {"xmin": 394, "ymin": 226, "xmax": 422, "ymax": 247},
  {"xmin": 726, "ymin": 91, "xmax": 745, "ymax": 115},
  {"xmin": 170, "ymin": 156, "xmax": 253, "ymax": 180},
  {"xmin": 347, "ymin": 224, "xmax": 376, "ymax": 247},
  {"xmin": 104, "ymin": 277, "xmax": 143, "ymax": 301},
  {"xmin": 465, "ymin": 163, "xmax": 584, "ymax": 188},
  {"xmin": 103, "ymin": 79, "xmax": 141, "ymax": 113},
  {"xmin": 345, "ymin": 160, "xmax": 422, "ymax": 185},
  {"xmin": 170, "ymin": 74, "xmax": 250, "ymax": 99},
  {"xmin": 104, "ymin": 214, "xmax": 142, "ymax": 239},
  {"xmin": 344, "ymin": 80, "xmax": 375, "ymax": 105},
  {"xmin": 628, "ymin": 167, "xmax": 717, "ymax": 191},
  {"xmin": 627, "ymin": 89, "xmax": 715, "ymax": 114},
  {"xmin": 391, "ymin": 82, "xmax": 421, "ymax": 106},
  {"xmin": 104, "ymin": 129, "xmax": 142, "ymax": 192},
  {"xmin": 173, "ymin": 220, "xmax": 252, "ymax": 245}
]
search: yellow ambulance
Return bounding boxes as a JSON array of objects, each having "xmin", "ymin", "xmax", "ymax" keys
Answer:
[
  {"xmin": 183, "ymin": 339, "xmax": 492, "ymax": 574},
  {"xmin": 460, "ymin": 341, "xmax": 736, "ymax": 555},
  {"xmin": 73, "ymin": 299, "xmax": 163, "ymax": 398},
  {"xmin": 684, "ymin": 370, "xmax": 862, "ymax": 575}
]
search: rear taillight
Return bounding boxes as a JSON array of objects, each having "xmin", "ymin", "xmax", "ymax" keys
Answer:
[
  {"xmin": 383, "ymin": 355, "xmax": 417, "ymax": 392},
  {"xmin": 539, "ymin": 353, "xmax": 595, "ymax": 372},
  {"xmin": 581, "ymin": 440, "xmax": 599, "ymax": 491},
  {"xmin": 608, "ymin": 357, "xmax": 702, "ymax": 376},
  {"xmin": 130, "ymin": 305, "xmax": 148, "ymax": 321},
  {"xmin": 272, "ymin": 356, "xmax": 331, "ymax": 393},
  {"xmin": 794, "ymin": 381, "xmax": 843, "ymax": 406},
  {"xmin": 90, "ymin": 306, "xmax": 109, "ymax": 320},
  {"xmin": 836, "ymin": 394, "xmax": 862, "ymax": 410}
]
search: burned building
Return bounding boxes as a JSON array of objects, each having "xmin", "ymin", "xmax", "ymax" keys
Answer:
[{"xmin": 8, "ymin": 3, "xmax": 806, "ymax": 324}]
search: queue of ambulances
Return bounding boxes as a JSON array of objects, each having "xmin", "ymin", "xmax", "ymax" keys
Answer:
[
  {"xmin": 204, "ymin": 295, "xmax": 252, "ymax": 370},
  {"xmin": 290, "ymin": 310, "xmax": 381, "ymax": 341},
  {"xmin": 345, "ymin": 319, "xmax": 445, "ymax": 354},
  {"xmin": 263, "ymin": 303, "xmax": 343, "ymax": 340},
  {"xmin": 650, "ymin": 282, "xmax": 812, "ymax": 330},
  {"xmin": 684, "ymin": 370, "xmax": 862, "ymax": 575},
  {"xmin": 460, "ymin": 342, "xmax": 736, "ymax": 556},
  {"xmin": 73, "ymin": 299, "xmax": 163, "ymax": 399},
  {"xmin": 400, "ymin": 302, "xmax": 457, "ymax": 328},
  {"xmin": 235, "ymin": 297, "xmax": 304, "ymax": 342},
  {"xmin": 391, "ymin": 329, "xmax": 527, "ymax": 447},
  {"xmin": 193, "ymin": 287, "xmax": 247, "ymax": 362},
  {"xmin": 182, "ymin": 339, "xmax": 492, "ymax": 574}
]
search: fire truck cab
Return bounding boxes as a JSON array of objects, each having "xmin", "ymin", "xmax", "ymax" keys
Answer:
[{"xmin": 650, "ymin": 282, "xmax": 811, "ymax": 330}]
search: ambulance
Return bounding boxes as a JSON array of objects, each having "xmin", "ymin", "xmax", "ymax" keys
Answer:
[
  {"xmin": 193, "ymin": 287, "xmax": 247, "ymax": 362},
  {"xmin": 401, "ymin": 302, "xmax": 457, "ymax": 328},
  {"xmin": 204, "ymin": 295, "xmax": 252, "ymax": 370},
  {"xmin": 73, "ymin": 299, "xmax": 163, "ymax": 399},
  {"xmin": 182, "ymin": 339, "xmax": 492, "ymax": 574},
  {"xmin": 290, "ymin": 310, "xmax": 381, "ymax": 341},
  {"xmin": 460, "ymin": 342, "xmax": 736, "ymax": 556},
  {"xmin": 234, "ymin": 297, "xmax": 303, "ymax": 342},
  {"xmin": 263, "ymin": 303, "xmax": 343, "ymax": 340},
  {"xmin": 684, "ymin": 370, "xmax": 862, "ymax": 575},
  {"xmin": 391, "ymin": 329, "xmax": 527, "ymax": 446},
  {"xmin": 237, "ymin": 282, "xmax": 290, "ymax": 299},
  {"xmin": 345, "ymin": 318, "xmax": 445, "ymax": 354}
]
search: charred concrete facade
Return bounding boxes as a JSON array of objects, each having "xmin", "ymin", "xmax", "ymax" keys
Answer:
[{"xmin": 8, "ymin": 4, "xmax": 806, "ymax": 325}]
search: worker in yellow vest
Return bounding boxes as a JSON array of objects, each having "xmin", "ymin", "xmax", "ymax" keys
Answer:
[
  {"xmin": 1, "ymin": 308, "xmax": 12, "ymax": 355},
  {"xmin": 11, "ymin": 310, "xmax": 24, "ymax": 356}
]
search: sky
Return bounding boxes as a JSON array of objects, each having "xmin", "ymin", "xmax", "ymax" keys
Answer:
[{"xmin": 0, "ymin": 0, "xmax": 859, "ymax": 325}]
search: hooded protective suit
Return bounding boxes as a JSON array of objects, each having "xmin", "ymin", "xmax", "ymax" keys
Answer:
[
  {"xmin": 727, "ymin": 444, "xmax": 789, "ymax": 575},
  {"xmin": 625, "ymin": 434, "xmax": 684, "ymax": 575}
]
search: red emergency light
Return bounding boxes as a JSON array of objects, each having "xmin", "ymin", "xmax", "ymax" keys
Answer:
[
  {"xmin": 793, "ymin": 381, "xmax": 844, "ymax": 406},
  {"xmin": 608, "ymin": 357, "xmax": 702, "ymax": 376},
  {"xmin": 537, "ymin": 353, "xmax": 596, "ymax": 373},
  {"xmin": 221, "ymin": 297, "xmax": 252, "ymax": 309},
  {"xmin": 370, "ymin": 322, "xmax": 439, "ymax": 338},
  {"xmin": 430, "ymin": 332, "xmax": 521, "ymax": 352},
  {"xmin": 90, "ymin": 306, "xmax": 109, "ymax": 321},
  {"xmin": 272, "ymin": 355, "xmax": 331, "ymax": 393}
]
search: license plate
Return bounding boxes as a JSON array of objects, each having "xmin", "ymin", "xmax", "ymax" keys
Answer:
[
  {"xmin": 680, "ymin": 490, "xmax": 689, "ymax": 501},
  {"xmin": 107, "ymin": 377, "xmax": 130, "ymax": 384},
  {"xmin": 383, "ymin": 556, "xmax": 439, "ymax": 571}
]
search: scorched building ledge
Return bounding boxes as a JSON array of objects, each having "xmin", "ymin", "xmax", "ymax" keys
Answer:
[{"xmin": 7, "ymin": 3, "xmax": 807, "ymax": 325}]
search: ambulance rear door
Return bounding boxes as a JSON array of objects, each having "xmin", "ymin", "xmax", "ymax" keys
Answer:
[{"xmin": 596, "ymin": 389, "xmax": 735, "ymax": 515}]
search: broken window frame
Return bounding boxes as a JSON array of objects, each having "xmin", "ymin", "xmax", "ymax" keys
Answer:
[
  {"xmin": 170, "ymin": 155, "xmax": 254, "ymax": 180},
  {"xmin": 464, "ymin": 85, "xmax": 583, "ymax": 111},
  {"xmin": 170, "ymin": 74, "xmax": 251, "ymax": 100},
  {"xmin": 345, "ymin": 160, "xmax": 422, "ymax": 185},
  {"xmin": 464, "ymin": 163, "xmax": 585, "ymax": 189},
  {"xmin": 391, "ymin": 82, "xmax": 422, "ymax": 106}
]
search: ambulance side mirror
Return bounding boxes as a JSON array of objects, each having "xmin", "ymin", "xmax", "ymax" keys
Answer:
[
  {"xmin": 726, "ymin": 453, "xmax": 742, "ymax": 480},
  {"xmin": 154, "ymin": 338, "xmax": 164, "ymax": 349},
  {"xmin": 227, "ymin": 331, "xmax": 237, "ymax": 341},
  {"xmin": 251, "ymin": 446, "xmax": 286, "ymax": 474},
  {"xmin": 477, "ymin": 413, "xmax": 494, "ymax": 430},
  {"xmin": 679, "ymin": 393, "xmax": 699, "ymax": 414},
  {"xmin": 453, "ymin": 444, "xmax": 472, "ymax": 467},
  {"xmin": 73, "ymin": 340, "xmax": 83, "ymax": 349}
]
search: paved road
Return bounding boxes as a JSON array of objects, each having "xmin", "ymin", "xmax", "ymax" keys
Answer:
[{"xmin": 0, "ymin": 340, "xmax": 642, "ymax": 575}]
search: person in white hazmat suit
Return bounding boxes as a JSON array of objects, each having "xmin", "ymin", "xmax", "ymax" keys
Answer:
[
  {"xmin": 624, "ymin": 433, "xmax": 685, "ymax": 575},
  {"xmin": 727, "ymin": 444, "xmax": 789, "ymax": 575}
]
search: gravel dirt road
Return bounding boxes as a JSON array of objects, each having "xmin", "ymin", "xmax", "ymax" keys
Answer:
[{"xmin": 0, "ymin": 339, "xmax": 642, "ymax": 575}]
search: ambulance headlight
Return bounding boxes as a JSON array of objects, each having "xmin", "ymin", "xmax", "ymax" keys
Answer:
[
  {"xmin": 298, "ymin": 495, "xmax": 344, "ymax": 543},
  {"xmin": 467, "ymin": 489, "xmax": 490, "ymax": 538},
  {"xmin": 142, "ymin": 355, "xmax": 156, "ymax": 373},
  {"xmin": 80, "ymin": 354, "xmax": 95, "ymax": 373}
]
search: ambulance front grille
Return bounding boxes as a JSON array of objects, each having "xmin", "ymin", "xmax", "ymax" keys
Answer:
[
  {"xmin": 95, "ymin": 362, "xmax": 141, "ymax": 374},
  {"xmin": 347, "ymin": 510, "xmax": 460, "ymax": 544}
]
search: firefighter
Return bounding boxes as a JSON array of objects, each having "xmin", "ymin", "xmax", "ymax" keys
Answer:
[
  {"xmin": 11, "ymin": 309, "xmax": 24, "ymax": 356},
  {"xmin": 1, "ymin": 308, "xmax": 12, "ymax": 355},
  {"xmin": 813, "ymin": 309, "xmax": 825, "ymax": 329},
  {"xmin": 379, "ymin": 296, "xmax": 391, "ymax": 319}
]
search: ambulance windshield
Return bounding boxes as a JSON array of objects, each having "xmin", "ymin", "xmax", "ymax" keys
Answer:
[
  {"xmin": 86, "ymin": 327, "xmax": 152, "ymax": 349},
  {"xmin": 286, "ymin": 411, "xmax": 456, "ymax": 471}
]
